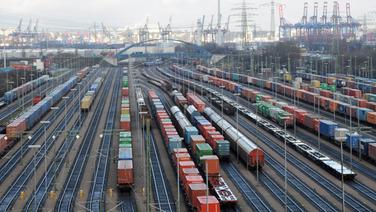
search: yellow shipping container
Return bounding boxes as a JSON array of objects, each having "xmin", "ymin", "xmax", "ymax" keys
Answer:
[
  {"xmin": 311, "ymin": 80, "xmax": 320, "ymax": 88},
  {"xmin": 121, "ymin": 107, "xmax": 130, "ymax": 114},
  {"xmin": 81, "ymin": 96, "xmax": 93, "ymax": 110},
  {"xmin": 283, "ymin": 74, "xmax": 292, "ymax": 82}
]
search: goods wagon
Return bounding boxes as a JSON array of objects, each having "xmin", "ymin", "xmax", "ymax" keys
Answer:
[
  {"xmin": 169, "ymin": 105, "xmax": 237, "ymax": 205},
  {"xmin": 118, "ymin": 68, "xmax": 134, "ymax": 189},
  {"xmin": 81, "ymin": 77, "xmax": 103, "ymax": 111},
  {"xmin": 4, "ymin": 75, "xmax": 49, "ymax": 104},
  {"xmin": 6, "ymin": 76, "xmax": 78, "ymax": 139},
  {"xmin": 203, "ymin": 107, "xmax": 264, "ymax": 168}
]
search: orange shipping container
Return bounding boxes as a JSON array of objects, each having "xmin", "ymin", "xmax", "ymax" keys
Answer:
[
  {"xmin": 200, "ymin": 155, "xmax": 220, "ymax": 176},
  {"xmin": 196, "ymin": 196, "xmax": 220, "ymax": 212},
  {"xmin": 367, "ymin": 112, "xmax": 376, "ymax": 125}
]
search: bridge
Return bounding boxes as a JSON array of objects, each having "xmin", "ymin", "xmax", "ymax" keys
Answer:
[{"xmin": 115, "ymin": 39, "xmax": 212, "ymax": 62}]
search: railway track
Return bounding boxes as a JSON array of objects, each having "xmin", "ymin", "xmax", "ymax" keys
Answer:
[
  {"xmin": 119, "ymin": 192, "xmax": 136, "ymax": 212},
  {"xmin": 56, "ymin": 69, "xmax": 114, "ymax": 211},
  {"xmin": 165, "ymin": 66, "xmax": 376, "ymax": 208},
  {"xmin": 238, "ymin": 116, "xmax": 373, "ymax": 211},
  {"xmin": 0, "ymin": 71, "xmax": 96, "ymax": 184},
  {"xmin": 221, "ymin": 162, "xmax": 273, "ymax": 212},
  {"xmin": 0, "ymin": 70, "xmax": 77, "ymax": 124},
  {"xmin": 149, "ymin": 132, "xmax": 176, "ymax": 212},
  {"xmin": 145, "ymin": 68, "xmax": 308, "ymax": 211},
  {"xmin": 205, "ymin": 80, "xmax": 376, "ymax": 205},
  {"xmin": 87, "ymin": 68, "xmax": 120, "ymax": 211},
  {"xmin": 146, "ymin": 78, "xmax": 274, "ymax": 212},
  {"xmin": 23, "ymin": 112, "xmax": 88, "ymax": 211},
  {"xmin": 0, "ymin": 69, "xmax": 98, "ymax": 211}
]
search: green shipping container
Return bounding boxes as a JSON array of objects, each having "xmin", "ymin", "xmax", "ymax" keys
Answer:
[
  {"xmin": 328, "ymin": 85, "xmax": 336, "ymax": 92},
  {"xmin": 320, "ymin": 83, "xmax": 328, "ymax": 90},
  {"xmin": 120, "ymin": 132, "xmax": 131, "ymax": 138},
  {"xmin": 119, "ymin": 143, "xmax": 132, "ymax": 148},
  {"xmin": 196, "ymin": 143, "xmax": 213, "ymax": 164}
]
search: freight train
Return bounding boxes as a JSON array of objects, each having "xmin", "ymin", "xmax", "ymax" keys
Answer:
[
  {"xmin": 148, "ymin": 89, "xmax": 223, "ymax": 211},
  {"xmin": 196, "ymin": 65, "xmax": 376, "ymax": 126},
  {"xmin": 185, "ymin": 104, "xmax": 231, "ymax": 160},
  {"xmin": 3, "ymin": 75, "xmax": 50, "ymax": 104},
  {"xmin": 0, "ymin": 68, "xmax": 91, "ymax": 157},
  {"xmin": 159, "ymin": 66, "xmax": 357, "ymax": 180},
  {"xmin": 296, "ymin": 72, "xmax": 376, "ymax": 94},
  {"xmin": 170, "ymin": 105, "xmax": 237, "ymax": 205},
  {"xmin": 80, "ymin": 77, "xmax": 103, "ymax": 111},
  {"xmin": 117, "ymin": 70, "xmax": 134, "ymax": 189},
  {"xmin": 192, "ymin": 65, "xmax": 376, "ymax": 162}
]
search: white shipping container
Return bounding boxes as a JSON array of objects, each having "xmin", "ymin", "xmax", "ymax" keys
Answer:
[
  {"xmin": 276, "ymin": 101, "xmax": 288, "ymax": 108},
  {"xmin": 293, "ymin": 81, "xmax": 301, "ymax": 89},
  {"xmin": 335, "ymin": 128, "xmax": 349, "ymax": 139}
]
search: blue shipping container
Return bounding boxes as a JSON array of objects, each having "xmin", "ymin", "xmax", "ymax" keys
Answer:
[
  {"xmin": 320, "ymin": 120, "xmax": 338, "ymax": 138},
  {"xmin": 119, "ymin": 148, "xmax": 133, "ymax": 160},
  {"xmin": 345, "ymin": 133, "xmax": 361, "ymax": 151},
  {"xmin": 360, "ymin": 138, "xmax": 376, "ymax": 156},
  {"xmin": 184, "ymin": 126, "xmax": 199, "ymax": 144}
]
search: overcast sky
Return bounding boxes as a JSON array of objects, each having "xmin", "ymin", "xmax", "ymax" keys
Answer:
[{"xmin": 0, "ymin": 0, "xmax": 375, "ymax": 31}]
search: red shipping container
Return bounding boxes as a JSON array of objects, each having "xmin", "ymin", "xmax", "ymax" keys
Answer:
[
  {"xmin": 122, "ymin": 88, "xmax": 129, "ymax": 97},
  {"xmin": 357, "ymin": 99, "xmax": 367, "ymax": 108},
  {"xmin": 303, "ymin": 114, "xmax": 320, "ymax": 131},
  {"xmin": 207, "ymin": 134, "xmax": 224, "ymax": 150},
  {"xmin": 188, "ymin": 183, "xmax": 208, "ymax": 207},
  {"xmin": 366, "ymin": 102, "xmax": 376, "ymax": 111},
  {"xmin": 368, "ymin": 143, "xmax": 376, "ymax": 161},
  {"xmin": 117, "ymin": 160, "xmax": 133, "ymax": 185},
  {"xmin": 174, "ymin": 153, "xmax": 191, "ymax": 164},
  {"xmin": 178, "ymin": 161, "xmax": 196, "ymax": 177},
  {"xmin": 6, "ymin": 120, "xmax": 27, "ymax": 138},
  {"xmin": 320, "ymin": 90, "xmax": 332, "ymax": 98},
  {"xmin": 173, "ymin": 148, "xmax": 188, "ymax": 154},
  {"xmin": 328, "ymin": 100, "xmax": 338, "ymax": 113},
  {"xmin": 120, "ymin": 121, "xmax": 130, "ymax": 131},
  {"xmin": 182, "ymin": 168, "xmax": 200, "ymax": 177},
  {"xmin": 32, "ymin": 96, "xmax": 42, "ymax": 105},
  {"xmin": 184, "ymin": 175, "xmax": 204, "ymax": 192},
  {"xmin": 196, "ymin": 196, "xmax": 220, "ymax": 212},
  {"xmin": 192, "ymin": 140, "xmax": 205, "ymax": 154},
  {"xmin": 346, "ymin": 106, "xmax": 358, "ymax": 118},
  {"xmin": 295, "ymin": 109, "xmax": 308, "ymax": 124},
  {"xmin": 283, "ymin": 105, "xmax": 297, "ymax": 114}
]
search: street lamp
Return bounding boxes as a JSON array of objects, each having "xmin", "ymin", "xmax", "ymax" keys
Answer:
[
  {"xmin": 41, "ymin": 120, "xmax": 51, "ymax": 191},
  {"xmin": 28, "ymin": 144, "xmax": 41, "ymax": 212},
  {"xmin": 62, "ymin": 96, "xmax": 69, "ymax": 130}
]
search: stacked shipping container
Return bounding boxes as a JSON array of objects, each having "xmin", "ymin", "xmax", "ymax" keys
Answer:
[{"xmin": 117, "ymin": 70, "xmax": 134, "ymax": 188}]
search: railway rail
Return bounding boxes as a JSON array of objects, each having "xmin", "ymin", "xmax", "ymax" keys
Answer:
[
  {"xmin": 87, "ymin": 68, "xmax": 120, "ymax": 211},
  {"xmin": 56, "ymin": 69, "xmax": 114, "ymax": 211}
]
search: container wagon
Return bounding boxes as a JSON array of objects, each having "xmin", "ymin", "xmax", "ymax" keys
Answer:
[
  {"xmin": 160, "ymin": 68, "xmax": 357, "ymax": 180},
  {"xmin": 148, "ymin": 90, "xmax": 222, "ymax": 210},
  {"xmin": 6, "ymin": 76, "xmax": 78, "ymax": 139},
  {"xmin": 118, "ymin": 70, "xmax": 134, "ymax": 189},
  {"xmin": 3, "ymin": 75, "xmax": 49, "ymax": 104},
  {"xmin": 80, "ymin": 77, "xmax": 103, "ymax": 111}
]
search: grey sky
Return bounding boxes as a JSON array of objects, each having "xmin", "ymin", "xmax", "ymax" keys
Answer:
[{"xmin": 0, "ymin": 0, "xmax": 375, "ymax": 31}]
